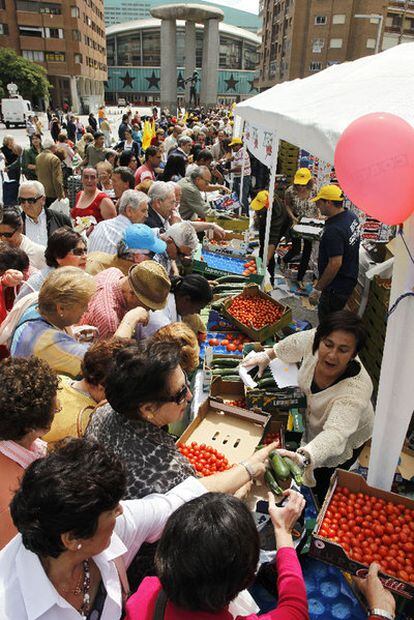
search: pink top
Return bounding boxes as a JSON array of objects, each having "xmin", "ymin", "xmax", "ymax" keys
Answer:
[
  {"xmin": 71, "ymin": 191, "xmax": 108, "ymax": 223},
  {"xmin": 125, "ymin": 547, "xmax": 309, "ymax": 620},
  {"xmin": 135, "ymin": 163, "xmax": 155, "ymax": 185}
]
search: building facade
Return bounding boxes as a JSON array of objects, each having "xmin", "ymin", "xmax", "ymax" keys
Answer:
[
  {"xmin": 106, "ymin": 19, "xmax": 260, "ymax": 105},
  {"xmin": 258, "ymin": 0, "xmax": 388, "ymax": 90},
  {"xmin": 104, "ymin": 0, "xmax": 261, "ymax": 33},
  {"xmin": 0, "ymin": 0, "xmax": 107, "ymax": 112},
  {"xmin": 383, "ymin": 0, "xmax": 414, "ymax": 48}
]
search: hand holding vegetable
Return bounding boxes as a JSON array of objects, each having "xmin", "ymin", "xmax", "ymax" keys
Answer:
[
  {"xmin": 244, "ymin": 441, "xmax": 280, "ymax": 479},
  {"xmin": 353, "ymin": 563, "xmax": 396, "ymax": 618},
  {"xmin": 241, "ymin": 350, "xmax": 274, "ymax": 378},
  {"xmin": 268, "ymin": 489, "xmax": 305, "ymax": 548},
  {"xmin": 276, "ymin": 449, "xmax": 306, "ymax": 469}
]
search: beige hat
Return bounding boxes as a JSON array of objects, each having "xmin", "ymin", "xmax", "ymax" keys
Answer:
[{"xmin": 128, "ymin": 261, "xmax": 171, "ymax": 310}]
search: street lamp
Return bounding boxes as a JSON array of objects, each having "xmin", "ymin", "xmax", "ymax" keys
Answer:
[{"xmin": 354, "ymin": 13, "xmax": 384, "ymax": 54}]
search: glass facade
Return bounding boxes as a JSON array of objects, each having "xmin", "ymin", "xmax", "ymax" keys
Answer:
[{"xmin": 142, "ymin": 29, "xmax": 160, "ymax": 65}]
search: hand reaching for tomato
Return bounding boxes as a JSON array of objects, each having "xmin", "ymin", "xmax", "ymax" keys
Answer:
[{"xmin": 353, "ymin": 562, "xmax": 396, "ymax": 617}]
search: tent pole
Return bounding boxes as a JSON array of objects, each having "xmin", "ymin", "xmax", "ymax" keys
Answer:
[
  {"xmin": 261, "ymin": 138, "xmax": 280, "ymax": 291},
  {"xmin": 367, "ymin": 213, "xmax": 414, "ymax": 490},
  {"xmin": 238, "ymin": 121, "xmax": 246, "ymax": 216}
]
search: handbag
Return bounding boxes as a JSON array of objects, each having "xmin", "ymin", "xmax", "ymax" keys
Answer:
[{"xmin": 152, "ymin": 589, "xmax": 168, "ymax": 620}]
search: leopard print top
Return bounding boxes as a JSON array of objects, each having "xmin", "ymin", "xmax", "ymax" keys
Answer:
[{"xmin": 85, "ymin": 403, "xmax": 196, "ymax": 500}]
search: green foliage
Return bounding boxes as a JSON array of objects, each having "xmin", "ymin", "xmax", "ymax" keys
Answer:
[{"xmin": 0, "ymin": 48, "xmax": 51, "ymax": 100}]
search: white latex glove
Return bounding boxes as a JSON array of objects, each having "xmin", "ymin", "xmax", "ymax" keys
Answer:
[{"xmin": 240, "ymin": 350, "xmax": 272, "ymax": 378}]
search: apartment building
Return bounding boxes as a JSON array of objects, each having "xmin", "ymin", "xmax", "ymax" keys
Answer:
[
  {"xmin": 258, "ymin": 0, "xmax": 388, "ymax": 90},
  {"xmin": 0, "ymin": 0, "xmax": 107, "ymax": 112},
  {"xmin": 384, "ymin": 0, "xmax": 414, "ymax": 48}
]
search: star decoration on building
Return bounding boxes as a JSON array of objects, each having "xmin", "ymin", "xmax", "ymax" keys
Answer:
[
  {"xmin": 146, "ymin": 70, "xmax": 160, "ymax": 89},
  {"xmin": 177, "ymin": 71, "xmax": 186, "ymax": 90},
  {"xmin": 225, "ymin": 73, "xmax": 239, "ymax": 92},
  {"xmin": 248, "ymin": 79, "xmax": 257, "ymax": 92},
  {"xmin": 120, "ymin": 71, "xmax": 135, "ymax": 89}
]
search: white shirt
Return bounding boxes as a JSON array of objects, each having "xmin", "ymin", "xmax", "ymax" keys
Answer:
[
  {"xmin": 19, "ymin": 234, "xmax": 46, "ymax": 270},
  {"xmin": 233, "ymin": 148, "xmax": 251, "ymax": 177},
  {"xmin": 163, "ymin": 135, "xmax": 178, "ymax": 160},
  {"xmin": 24, "ymin": 209, "xmax": 48, "ymax": 247},
  {"xmin": 0, "ymin": 477, "xmax": 205, "ymax": 620},
  {"xmin": 87, "ymin": 214, "xmax": 131, "ymax": 255},
  {"xmin": 138, "ymin": 292, "xmax": 180, "ymax": 339}
]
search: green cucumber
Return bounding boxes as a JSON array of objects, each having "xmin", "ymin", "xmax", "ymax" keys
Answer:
[
  {"xmin": 211, "ymin": 358, "xmax": 240, "ymax": 368},
  {"xmin": 220, "ymin": 374, "xmax": 241, "ymax": 382},
  {"xmin": 270, "ymin": 451, "xmax": 290, "ymax": 481},
  {"xmin": 283, "ymin": 457, "xmax": 303, "ymax": 486},
  {"xmin": 257, "ymin": 377, "xmax": 275, "ymax": 388},
  {"xmin": 265, "ymin": 469, "xmax": 283, "ymax": 496},
  {"xmin": 216, "ymin": 275, "xmax": 246, "ymax": 284},
  {"xmin": 212, "ymin": 368, "xmax": 235, "ymax": 376},
  {"xmin": 213, "ymin": 285, "xmax": 244, "ymax": 294}
]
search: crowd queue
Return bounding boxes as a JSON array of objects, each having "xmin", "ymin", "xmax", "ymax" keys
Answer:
[{"xmin": 0, "ymin": 105, "xmax": 395, "ymax": 620}]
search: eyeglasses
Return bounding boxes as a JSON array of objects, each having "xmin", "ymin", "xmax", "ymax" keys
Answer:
[
  {"xmin": 0, "ymin": 227, "xmax": 19, "ymax": 238},
  {"xmin": 158, "ymin": 373, "xmax": 191, "ymax": 405},
  {"xmin": 19, "ymin": 195, "xmax": 42, "ymax": 205},
  {"xmin": 69, "ymin": 247, "xmax": 87, "ymax": 256}
]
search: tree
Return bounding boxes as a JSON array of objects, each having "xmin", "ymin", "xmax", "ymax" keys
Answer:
[{"xmin": 0, "ymin": 48, "xmax": 51, "ymax": 101}]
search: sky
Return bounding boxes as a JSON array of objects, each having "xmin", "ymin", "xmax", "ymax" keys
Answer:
[{"xmin": 210, "ymin": 0, "xmax": 259, "ymax": 14}]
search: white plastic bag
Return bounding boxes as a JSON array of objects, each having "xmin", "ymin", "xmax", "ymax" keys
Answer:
[{"xmin": 49, "ymin": 197, "xmax": 70, "ymax": 218}]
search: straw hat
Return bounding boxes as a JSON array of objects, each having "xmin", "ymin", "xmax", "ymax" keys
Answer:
[{"xmin": 128, "ymin": 261, "xmax": 170, "ymax": 310}]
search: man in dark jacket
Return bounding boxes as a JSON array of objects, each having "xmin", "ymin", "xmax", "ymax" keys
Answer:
[{"xmin": 18, "ymin": 180, "xmax": 72, "ymax": 247}]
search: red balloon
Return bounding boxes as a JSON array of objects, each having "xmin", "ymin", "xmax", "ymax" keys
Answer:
[{"xmin": 334, "ymin": 113, "xmax": 414, "ymax": 225}]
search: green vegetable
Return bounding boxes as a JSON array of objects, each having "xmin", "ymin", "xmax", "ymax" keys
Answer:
[
  {"xmin": 257, "ymin": 377, "xmax": 276, "ymax": 388},
  {"xmin": 265, "ymin": 469, "xmax": 283, "ymax": 495},
  {"xmin": 211, "ymin": 358, "xmax": 240, "ymax": 368},
  {"xmin": 211, "ymin": 368, "xmax": 237, "ymax": 376},
  {"xmin": 283, "ymin": 457, "xmax": 303, "ymax": 485},
  {"xmin": 220, "ymin": 374, "xmax": 241, "ymax": 382},
  {"xmin": 270, "ymin": 451, "xmax": 290, "ymax": 481},
  {"xmin": 216, "ymin": 275, "xmax": 247, "ymax": 284}
]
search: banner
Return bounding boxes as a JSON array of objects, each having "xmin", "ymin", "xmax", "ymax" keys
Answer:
[{"xmin": 243, "ymin": 121, "xmax": 277, "ymax": 168}]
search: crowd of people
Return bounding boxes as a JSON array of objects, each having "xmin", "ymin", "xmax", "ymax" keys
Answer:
[{"xmin": 0, "ymin": 104, "xmax": 396, "ymax": 620}]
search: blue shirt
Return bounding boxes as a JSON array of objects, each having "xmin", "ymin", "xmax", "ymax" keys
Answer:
[{"xmin": 318, "ymin": 210, "xmax": 360, "ymax": 295}]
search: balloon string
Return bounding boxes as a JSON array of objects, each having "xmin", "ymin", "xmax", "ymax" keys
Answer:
[
  {"xmin": 388, "ymin": 292, "xmax": 414, "ymax": 318},
  {"xmin": 398, "ymin": 226, "xmax": 414, "ymax": 266}
]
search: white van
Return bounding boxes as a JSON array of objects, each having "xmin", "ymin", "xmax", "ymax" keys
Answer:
[{"xmin": 1, "ymin": 96, "xmax": 32, "ymax": 128}]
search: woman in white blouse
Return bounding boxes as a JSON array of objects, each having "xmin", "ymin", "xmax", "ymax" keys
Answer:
[
  {"xmin": 243, "ymin": 310, "xmax": 374, "ymax": 502},
  {"xmin": 0, "ymin": 437, "xmax": 276, "ymax": 619}
]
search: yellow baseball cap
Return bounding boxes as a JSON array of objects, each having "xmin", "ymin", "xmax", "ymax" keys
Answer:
[
  {"xmin": 311, "ymin": 184, "xmax": 344, "ymax": 203},
  {"xmin": 294, "ymin": 168, "xmax": 312, "ymax": 185},
  {"xmin": 229, "ymin": 137, "xmax": 243, "ymax": 147},
  {"xmin": 251, "ymin": 190, "xmax": 269, "ymax": 211}
]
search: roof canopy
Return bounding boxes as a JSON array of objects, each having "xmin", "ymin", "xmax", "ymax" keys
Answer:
[{"xmin": 236, "ymin": 43, "xmax": 414, "ymax": 163}]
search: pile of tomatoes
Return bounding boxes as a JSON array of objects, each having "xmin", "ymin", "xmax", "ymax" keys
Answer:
[
  {"xmin": 263, "ymin": 431, "xmax": 282, "ymax": 447},
  {"xmin": 208, "ymin": 332, "xmax": 250, "ymax": 352},
  {"xmin": 227, "ymin": 295, "xmax": 284, "ymax": 330},
  {"xmin": 225, "ymin": 398, "xmax": 246, "ymax": 408},
  {"xmin": 318, "ymin": 486, "xmax": 414, "ymax": 583},
  {"xmin": 178, "ymin": 441, "xmax": 230, "ymax": 477},
  {"xmin": 242, "ymin": 259, "xmax": 257, "ymax": 277}
]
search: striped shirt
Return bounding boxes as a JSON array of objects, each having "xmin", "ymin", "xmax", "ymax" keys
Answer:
[
  {"xmin": 87, "ymin": 214, "xmax": 131, "ymax": 255},
  {"xmin": 80, "ymin": 268, "xmax": 127, "ymax": 338}
]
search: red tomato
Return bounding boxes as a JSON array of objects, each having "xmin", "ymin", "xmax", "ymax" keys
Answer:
[
  {"xmin": 226, "ymin": 343, "xmax": 237, "ymax": 352},
  {"xmin": 209, "ymin": 338, "xmax": 219, "ymax": 346}
]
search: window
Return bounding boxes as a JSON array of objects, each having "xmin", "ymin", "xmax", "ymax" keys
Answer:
[
  {"xmin": 71, "ymin": 5, "xmax": 79, "ymax": 17},
  {"xmin": 391, "ymin": 14, "xmax": 402, "ymax": 28},
  {"xmin": 0, "ymin": 0, "xmax": 5, "ymax": 9},
  {"xmin": 74, "ymin": 53, "xmax": 82, "ymax": 63},
  {"xmin": 17, "ymin": 0, "xmax": 61, "ymax": 13},
  {"xmin": 309, "ymin": 61, "xmax": 322, "ymax": 71},
  {"xmin": 19, "ymin": 25, "xmax": 42, "ymax": 36},
  {"xmin": 45, "ymin": 51, "xmax": 65, "ymax": 62},
  {"xmin": 330, "ymin": 38, "xmax": 343, "ymax": 48},
  {"xmin": 366, "ymin": 38, "xmax": 376, "ymax": 49},
  {"xmin": 332, "ymin": 14, "xmax": 346, "ymax": 25},
  {"xmin": 0, "ymin": 23, "xmax": 8, "ymax": 34},
  {"xmin": 142, "ymin": 30, "xmax": 160, "ymax": 66},
  {"xmin": 48, "ymin": 28, "xmax": 63, "ymax": 39},
  {"xmin": 406, "ymin": 17, "xmax": 414, "ymax": 31},
  {"xmin": 315, "ymin": 15, "xmax": 327, "ymax": 25},
  {"xmin": 312, "ymin": 38, "xmax": 324, "ymax": 53},
  {"xmin": 22, "ymin": 49, "xmax": 44, "ymax": 61},
  {"xmin": 72, "ymin": 29, "xmax": 81, "ymax": 41}
]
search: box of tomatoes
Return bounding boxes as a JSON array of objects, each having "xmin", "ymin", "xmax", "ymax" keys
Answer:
[
  {"xmin": 177, "ymin": 396, "xmax": 270, "ymax": 470},
  {"xmin": 310, "ymin": 469, "xmax": 414, "ymax": 599},
  {"xmin": 222, "ymin": 285, "xmax": 292, "ymax": 343}
]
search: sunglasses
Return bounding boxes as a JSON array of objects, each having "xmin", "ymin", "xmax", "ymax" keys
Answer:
[
  {"xmin": 158, "ymin": 373, "xmax": 190, "ymax": 405},
  {"xmin": 69, "ymin": 247, "xmax": 87, "ymax": 256},
  {"xmin": 19, "ymin": 195, "xmax": 42, "ymax": 204},
  {"xmin": 0, "ymin": 227, "xmax": 19, "ymax": 238}
]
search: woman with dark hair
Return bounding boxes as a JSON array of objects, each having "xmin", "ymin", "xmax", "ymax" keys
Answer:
[
  {"xmin": 0, "ymin": 207, "xmax": 46, "ymax": 270},
  {"xmin": 140, "ymin": 273, "xmax": 212, "ymax": 338},
  {"xmin": 242, "ymin": 310, "xmax": 374, "ymax": 502},
  {"xmin": 118, "ymin": 149, "xmax": 138, "ymax": 172},
  {"xmin": 0, "ymin": 437, "xmax": 276, "ymax": 619},
  {"xmin": 21, "ymin": 133, "xmax": 43, "ymax": 181},
  {"xmin": 0, "ymin": 357, "xmax": 59, "ymax": 548},
  {"xmin": 160, "ymin": 154, "xmax": 186, "ymax": 182},
  {"xmin": 115, "ymin": 128, "xmax": 140, "ymax": 160},
  {"xmin": 0, "ymin": 244, "xmax": 30, "ymax": 324},
  {"xmin": 15, "ymin": 227, "xmax": 87, "ymax": 300},
  {"xmin": 126, "ymin": 491, "xmax": 307, "ymax": 619}
]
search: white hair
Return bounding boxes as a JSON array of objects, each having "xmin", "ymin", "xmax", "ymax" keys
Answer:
[
  {"xmin": 42, "ymin": 136, "xmax": 56, "ymax": 149},
  {"xmin": 165, "ymin": 222, "xmax": 199, "ymax": 252},
  {"xmin": 178, "ymin": 135, "xmax": 193, "ymax": 145},
  {"xmin": 188, "ymin": 165, "xmax": 210, "ymax": 183},
  {"xmin": 18, "ymin": 180, "xmax": 46, "ymax": 197},
  {"xmin": 148, "ymin": 181, "xmax": 174, "ymax": 203},
  {"xmin": 118, "ymin": 189, "xmax": 149, "ymax": 214}
]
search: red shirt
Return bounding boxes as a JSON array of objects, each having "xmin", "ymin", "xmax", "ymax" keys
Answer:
[
  {"xmin": 71, "ymin": 191, "xmax": 108, "ymax": 223},
  {"xmin": 80, "ymin": 268, "xmax": 127, "ymax": 338},
  {"xmin": 135, "ymin": 163, "xmax": 155, "ymax": 185},
  {"xmin": 125, "ymin": 547, "xmax": 309, "ymax": 620}
]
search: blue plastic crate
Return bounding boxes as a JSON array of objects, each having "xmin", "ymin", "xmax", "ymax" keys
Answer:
[{"xmin": 201, "ymin": 250, "xmax": 247, "ymax": 275}]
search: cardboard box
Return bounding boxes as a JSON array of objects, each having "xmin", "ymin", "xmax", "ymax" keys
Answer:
[
  {"xmin": 222, "ymin": 284, "xmax": 292, "ymax": 343},
  {"xmin": 178, "ymin": 397, "xmax": 271, "ymax": 466},
  {"xmin": 209, "ymin": 376, "xmax": 246, "ymax": 404},
  {"xmin": 310, "ymin": 469, "xmax": 414, "ymax": 600},
  {"xmin": 206, "ymin": 214, "xmax": 250, "ymax": 231},
  {"xmin": 192, "ymin": 246, "xmax": 265, "ymax": 285},
  {"xmin": 246, "ymin": 387, "xmax": 306, "ymax": 414}
]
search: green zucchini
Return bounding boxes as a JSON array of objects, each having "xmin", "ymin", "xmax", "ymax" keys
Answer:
[
  {"xmin": 220, "ymin": 374, "xmax": 241, "ymax": 382},
  {"xmin": 265, "ymin": 469, "xmax": 283, "ymax": 496},
  {"xmin": 213, "ymin": 285, "xmax": 244, "ymax": 294},
  {"xmin": 270, "ymin": 451, "xmax": 290, "ymax": 481},
  {"xmin": 211, "ymin": 358, "xmax": 240, "ymax": 368},
  {"xmin": 216, "ymin": 275, "xmax": 247, "ymax": 284},
  {"xmin": 283, "ymin": 457, "xmax": 303, "ymax": 486},
  {"xmin": 212, "ymin": 368, "xmax": 235, "ymax": 376},
  {"xmin": 257, "ymin": 377, "xmax": 275, "ymax": 389}
]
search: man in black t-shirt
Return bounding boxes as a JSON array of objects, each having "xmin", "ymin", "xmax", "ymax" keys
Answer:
[{"xmin": 309, "ymin": 184, "xmax": 360, "ymax": 322}]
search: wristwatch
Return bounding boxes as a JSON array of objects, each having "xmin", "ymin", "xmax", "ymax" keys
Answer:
[
  {"xmin": 297, "ymin": 449, "xmax": 311, "ymax": 469},
  {"xmin": 239, "ymin": 460, "xmax": 255, "ymax": 481},
  {"xmin": 370, "ymin": 609, "xmax": 395, "ymax": 620}
]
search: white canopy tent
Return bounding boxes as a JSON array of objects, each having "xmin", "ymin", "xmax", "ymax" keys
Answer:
[{"xmin": 235, "ymin": 43, "xmax": 414, "ymax": 491}]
